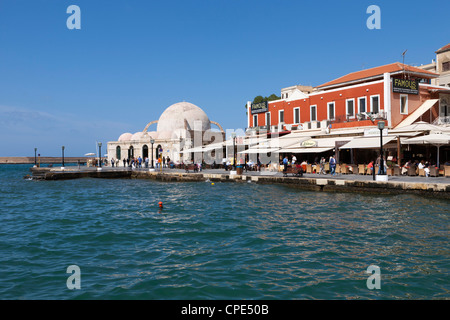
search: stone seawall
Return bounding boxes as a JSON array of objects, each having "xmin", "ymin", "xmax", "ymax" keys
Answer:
[
  {"xmin": 131, "ymin": 171, "xmax": 450, "ymax": 199},
  {"xmin": 28, "ymin": 168, "xmax": 450, "ymax": 200}
]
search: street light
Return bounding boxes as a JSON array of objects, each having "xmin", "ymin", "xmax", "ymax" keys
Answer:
[
  {"xmin": 62, "ymin": 146, "xmax": 65, "ymax": 168},
  {"xmin": 98, "ymin": 142, "xmax": 102, "ymax": 168},
  {"xmin": 179, "ymin": 137, "xmax": 182, "ymax": 167},
  {"xmin": 231, "ymin": 132, "xmax": 237, "ymax": 171},
  {"xmin": 34, "ymin": 148, "xmax": 37, "ymax": 166},
  {"xmin": 378, "ymin": 121, "xmax": 385, "ymax": 175},
  {"xmin": 150, "ymin": 138, "xmax": 155, "ymax": 169}
]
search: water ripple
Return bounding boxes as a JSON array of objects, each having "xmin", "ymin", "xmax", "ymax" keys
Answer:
[{"xmin": 0, "ymin": 165, "xmax": 449, "ymax": 299}]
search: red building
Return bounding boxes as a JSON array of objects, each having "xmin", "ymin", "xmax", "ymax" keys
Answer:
[{"xmin": 247, "ymin": 63, "xmax": 450, "ymax": 132}]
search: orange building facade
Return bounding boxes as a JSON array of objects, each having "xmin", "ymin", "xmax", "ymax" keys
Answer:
[{"xmin": 247, "ymin": 63, "xmax": 450, "ymax": 132}]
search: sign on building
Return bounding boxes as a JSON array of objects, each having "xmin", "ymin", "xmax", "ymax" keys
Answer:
[
  {"xmin": 392, "ymin": 78, "xmax": 419, "ymax": 95},
  {"xmin": 251, "ymin": 101, "xmax": 268, "ymax": 114},
  {"xmin": 300, "ymin": 140, "xmax": 317, "ymax": 147}
]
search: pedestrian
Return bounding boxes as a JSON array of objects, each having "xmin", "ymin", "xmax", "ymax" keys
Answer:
[
  {"xmin": 123, "ymin": 158, "xmax": 126, "ymax": 167},
  {"xmin": 163, "ymin": 156, "xmax": 166, "ymax": 168},
  {"xmin": 283, "ymin": 156, "xmax": 288, "ymax": 172},
  {"xmin": 319, "ymin": 157, "xmax": 325, "ymax": 174},
  {"xmin": 329, "ymin": 155, "xmax": 336, "ymax": 175}
]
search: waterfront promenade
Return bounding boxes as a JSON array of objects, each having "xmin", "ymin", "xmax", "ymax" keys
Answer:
[{"xmin": 28, "ymin": 166, "xmax": 450, "ymax": 199}]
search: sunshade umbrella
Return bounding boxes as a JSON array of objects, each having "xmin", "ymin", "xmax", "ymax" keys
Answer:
[
  {"xmin": 403, "ymin": 132, "xmax": 450, "ymax": 167},
  {"xmin": 84, "ymin": 153, "xmax": 95, "ymax": 156}
]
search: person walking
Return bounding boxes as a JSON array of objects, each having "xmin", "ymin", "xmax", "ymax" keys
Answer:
[
  {"xmin": 329, "ymin": 155, "xmax": 336, "ymax": 176},
  {"xmin": 319, "ymin": 157, "xmax": 326, "ymax": 174},
  {"xmin": 283, "ymin": 156, "xmax": 288, "ymax": 173}
]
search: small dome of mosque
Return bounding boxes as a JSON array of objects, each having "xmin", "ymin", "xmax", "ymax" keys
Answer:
[{"xmin": 118, "ymin": 132, "xmax": 132, "ymax": 142}]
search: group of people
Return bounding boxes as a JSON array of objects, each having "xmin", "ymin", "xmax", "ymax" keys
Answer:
[
  {"xmin": 400, "ymin": 159, "xmax": 441, "ymax": 177},
  {"xmin": 222, "ymin": 157, "xmax": 262, "ymax": 172},
  {"xmin": 105, "ymin": 156, "xmax": 172, "ymax": 169},
  {"xmin": 281, "ymin": 155, "xmax": 337, "ymax": 175}
]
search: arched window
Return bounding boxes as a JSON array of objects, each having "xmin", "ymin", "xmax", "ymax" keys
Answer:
[
  {"xmin": 116, "ymin": 146, "xmax": 121, "ymax": 160},
  {"xmin": 128, "ymin": 146, "xmax": 134, "ymax": 159},
  {"xmin": 142, "ymin": 145, "xmax": 149, "ymax": 159}
]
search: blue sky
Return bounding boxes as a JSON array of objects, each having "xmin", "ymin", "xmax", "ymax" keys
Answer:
[{"xmin": 0, "ymin": 0, "xmax": 449, "ymax": 156}]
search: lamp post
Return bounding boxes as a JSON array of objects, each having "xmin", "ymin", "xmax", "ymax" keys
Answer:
[
  {"xmin": 34, "ymin": 148, "xmax": 37, "ymax": 167},
  {"xmin": 231, "ymin": 132, "xmax": 237, "ymax": 171},
  {"xmin": 98, "ymin": 142, "xmax": 102, "ymax": 168},
  {"xmin": 150, "ymin": 139, "xmax": 155, "ymax": 169},
  {"xmin": 179, "ymin": 137, "xmax": 182, "ymax": 167},
  {"xmin": 378, "ymin": 121, "xmax": 385, "ymax": 175},
  {"xmin": 61, "ymin": 146, "xmax": 65, "ymax": 169}
]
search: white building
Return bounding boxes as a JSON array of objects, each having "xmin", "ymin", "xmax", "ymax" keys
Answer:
[{"xmin": 107, "ymin": 101, "xmax": 224, "ymax": 165}]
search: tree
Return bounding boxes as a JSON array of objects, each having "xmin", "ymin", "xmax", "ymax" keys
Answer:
[{"xmin": 244, "ymin": 94, "xmax": 281, "ymax": 113}]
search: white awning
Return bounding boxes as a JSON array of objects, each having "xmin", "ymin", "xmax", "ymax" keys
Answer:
[
  {"xmin": 278, "ymin": 147, "xmax": 333, "ymax": 153},
  {"xmin": 340, "ymin": 136, "xmax": 396, "ymax": 149},
  {"xmin": 238, "ymin": 148, "xmax": 280, "ymax": 154},
  {"xmin": 395, "ymin": 99, "xmax": 439, "ymax": 128}
]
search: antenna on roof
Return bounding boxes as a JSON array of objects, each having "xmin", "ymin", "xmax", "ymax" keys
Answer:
[{"xmin": 402, "ymin": 49, "xmax": 408, "ymax": 79}]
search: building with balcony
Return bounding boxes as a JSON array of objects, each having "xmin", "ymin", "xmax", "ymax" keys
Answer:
[{"xmin": 247, "ymin": 62, "xmax": 450, "ymax": 134}]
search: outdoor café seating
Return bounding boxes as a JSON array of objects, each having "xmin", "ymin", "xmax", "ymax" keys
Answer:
[
  {"xmin": 407, "ymin": 167, "xmax": 417, "ymax": 176},
  {"xmin": 419, "ymin": 168, "xmax": 425, "ymax": 177},
  {"xmin": 393, "ymin": 166, "xmax": 401, "ymax": 176},
  {"xmin": 445, "ymin": 166, "xmax": 450, "ymax": 177},
  {"xmin": 429, "ymin": 166, "xmax": 439, "ymax": 177},
  {"xmin": 358, "ymin": 164, "xmax": 366, "ymax": 175},
  {"xmin": 340, "ymin": 164, "xmax": 349, "ymax": 174}
]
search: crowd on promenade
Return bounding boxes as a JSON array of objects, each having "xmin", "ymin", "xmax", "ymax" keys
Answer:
[{"xmin": 92, "ymin": 154, "xmax": 450, "ymax": 177}]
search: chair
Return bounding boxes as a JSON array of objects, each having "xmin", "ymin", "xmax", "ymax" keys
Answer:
[
  {"xmin": 386, "ymin": 168, "xmax": 394, "ymax": 176},
  {"xmin": 418, "ymin": 168, "xmax": 425, "ymax": 177},
  {"xmin": 324, "ymin": 163, "xmax": 330, "ymax": 173},
  {"xmin": 340, "ymin": 164, "xmax": 349, "ymax": 174},
  {"xmin": 445, "ymin": 166, "xmax": 450, "ymax": 177},
  {"xmin": 358, "ymin": 164, "xmax": 366, "ymax": 175},
  {"xmin": 407, "ymin": 167, "xmax": 417, "ymax": 176},
  {"xmin": 429, "ymin": 167, "xmax": 439, "ymax": 177},
  {"xmin": 393, "ymin": 166, "xmax": 401, "ymax": 176},
  {"xmin": 306, "ymin": 164, "xmax": 312, "ymax": 174}
]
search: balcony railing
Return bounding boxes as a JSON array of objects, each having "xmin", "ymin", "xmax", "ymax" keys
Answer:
[{"xmin": 433, "ymin": 116, "xmax": 450, "ymax": 125}]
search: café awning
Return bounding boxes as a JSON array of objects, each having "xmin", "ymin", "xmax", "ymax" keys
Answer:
[
  {"xmin": 395, "ymin": 99, "xmax": 439, "ymax": 128},
  {"xmin": 278, "ymin": 147, "xmax": 333, "ymax": 153},
  {"xmin": 340, "ymin": 136, "xmax": 396, "ymax": 149},
  {"xmin": 238, "ymin": 148, "xmax": 280, "ymax": 154}
]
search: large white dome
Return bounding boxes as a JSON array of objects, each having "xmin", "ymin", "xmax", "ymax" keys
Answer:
[{"xmin": 156, "ymin": 102, "xmax": 211, "ymax": 139}]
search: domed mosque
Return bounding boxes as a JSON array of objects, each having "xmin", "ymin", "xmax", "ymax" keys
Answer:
[{"xmin": 107, "ymin": 102, "xmax": 225, "ymax": 165}]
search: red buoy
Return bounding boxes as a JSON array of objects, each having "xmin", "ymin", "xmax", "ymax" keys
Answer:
[{"xmin": 158, "ymin": 201, "xmax": 163, "ymax": 208}]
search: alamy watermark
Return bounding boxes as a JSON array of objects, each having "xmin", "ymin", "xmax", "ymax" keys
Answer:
[
  {"xmin": 67, "ymin": 5, "xmax": 81, "ymax": 30},
  {"xmin": 366, "ymin": 5, "xmax": 381, "ymax": 30},
  {"xmin": 66, "ymin": 265, "xmax": 81, "ymax": 290},
  {"xmin": 366, "ymin": 265, "xmax": 381, "ymax": 290}
]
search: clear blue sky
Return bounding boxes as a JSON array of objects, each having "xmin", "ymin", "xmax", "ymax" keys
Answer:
[{"xmin": 0, "ymin": 0, "xmax": 448, "ymax": 156}]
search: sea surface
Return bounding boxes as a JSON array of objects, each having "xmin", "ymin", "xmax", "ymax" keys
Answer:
[{"xmin": 0, "ymin": 164, "xmax": 449, "ymax": 300}]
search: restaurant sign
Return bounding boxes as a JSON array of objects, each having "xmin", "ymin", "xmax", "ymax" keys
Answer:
[
  {"xmin": 364, "ymin": 128, "xmax": 388, "ymax": 137},
  {"xmin": 251, "ymin": 101, "xmax": 268, "ymax": 114},
  {"xmin": 392, "ymin": 78, "xmax": 419, "ymax": 95},
  {"xmin": 300, "ymin": 140, "xmax": 317, "ymax": 148}
]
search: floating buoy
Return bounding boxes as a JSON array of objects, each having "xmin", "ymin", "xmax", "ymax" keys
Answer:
[
  {"xmin": 158, "ymin": 201, "xmax": 163, "ymax": 208},
  {"xmin": 211, "ymin": 182, "xmax": 215, "ymax": 186}
]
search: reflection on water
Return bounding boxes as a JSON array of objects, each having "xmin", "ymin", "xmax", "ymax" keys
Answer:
[{"xmin": 0, "ymin": 165, "xmax": 449, "ymax": 299}]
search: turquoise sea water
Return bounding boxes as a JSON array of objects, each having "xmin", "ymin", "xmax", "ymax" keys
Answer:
[{"xmin": 0, "ymin": 164, "xmax": 449, "ymax": 300}]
